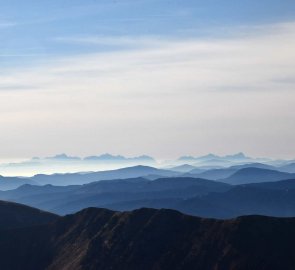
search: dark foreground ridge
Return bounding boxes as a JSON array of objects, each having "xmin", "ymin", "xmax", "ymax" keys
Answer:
[
  {"xmin": 0, "ymin": 200, "xmax": 58, "ymax": 229},
  {"xmin": 0, "ymin": 201, "xmax": 295, "ymax": 270}
]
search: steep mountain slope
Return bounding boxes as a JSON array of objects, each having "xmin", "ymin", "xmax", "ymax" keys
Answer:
[
  {"xmin": 0, "ymin": 207, "xmax": 295, "ymax": 270},
  {"xmin": 0, "ymin": 200, "xmax": 58, "ymax": 229}
]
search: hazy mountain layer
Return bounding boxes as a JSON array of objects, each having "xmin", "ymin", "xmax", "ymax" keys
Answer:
[
  {"xmin": 1, "ymin": 163, "xmax": 295, "ymax": 190},
  {"xmin": 1, "ymin": 152, "xmax": 294, "ymax": 177},
  {"xmin": 1, "ymin": 176, "xmax": 295, "ymax": 218},
  {"xmin": 0, "ymin": 177, "xmax": 231, "ymax": 215}
]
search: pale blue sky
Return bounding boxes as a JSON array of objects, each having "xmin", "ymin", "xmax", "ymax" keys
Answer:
[
  {"xmin": 2, "ymin": 0, "xmax": 295, "ymax": 67},
  {"xmin": 0, "ymin": 1, "xmax": 295, "ymax": 160}
]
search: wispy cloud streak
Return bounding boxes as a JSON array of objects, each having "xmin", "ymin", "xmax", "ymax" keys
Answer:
[
  {"xmin": 0, "ymin": 21, "xmax": 17, "ymax": 28},
  {"xmin": 0, "ymin": 22, "xmax": 294, "ymax": 159}
]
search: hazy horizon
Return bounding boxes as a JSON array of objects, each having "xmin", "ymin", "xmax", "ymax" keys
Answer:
[
  {"xmin": 0, "ymin": 151, "xmax": 294, "ymax": 177},
  {"xmin": 1, "ymin": 0, "xmax": 295, "ymax": 160}
]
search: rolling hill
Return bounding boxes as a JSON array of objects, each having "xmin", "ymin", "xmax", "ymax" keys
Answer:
[
  {"xmin": 189, "ymin": 163, "xmax": 278, "ymax": 180},
  {"xmin": 2, "ymin": 175, "xmax": 295, "ymax": 218},
  {"xmin": 31, "ymin": 165, "xmax": 179, "ymax": 186},
  {"xmin": 279, "ymin": 163, "xmax": 295, "ymax": 173},
  {"xmin": 0, "ymin": 177, "xmax": 231, "ymax": 215},
  {"xmin": 0, "ymin": 176, "xmax": 38, "ymax": 191}
]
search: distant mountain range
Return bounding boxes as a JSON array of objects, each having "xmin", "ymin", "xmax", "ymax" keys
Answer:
[
  {"xmin": 169, "ymin": 164, "xmax": 198, "ymax": 173},
  {"xmin": 31, "ymin": 165, "xmax": 180, "ymax": 186},
  {"xmin": 0, "ymin": 175, "xmax": 38, "ymax": 190},
  {"xmin": 0, "ymin": 154, "xmax": 157, "ymax": 176},
  {"xmin": 0, "ymin": 201, "xmax": 294, "ymax": 270},
  {"xmin": 0, "ymin": 165, "xmax": 179, "ymax": 190},
  {"xmin": 221, "ymin": 167, "xmax": 294, "ymax": 185},
  {"xmin": 36, "ymin": 153, "xmax": 156, "ymax": 163},
  {"xmin": 0, "ymin": 176, "xmax": 231, "ymax": 215},
  {"xmin": 279, "ymin": 162, "xmax": 295, "ymax": 173},
  {"xmin": 187, "ymin": 163, "xmax": 294, "ymax": 181},
  {"xmin": 1, "ymin": 171, "xmax": 295, "ymax": 218},
  {"xmin": 1, "ymin": 152, "xmax": 295, "ymax": 177},
  {"xmin": 1, "ymin": 160, "xmax": 295, "ymax": 188},
  {"xmin": 0, "ymin": 155, "xmax": 295, "ymax": 221},
  {"xmin": 0, "ymin": 163, "xmax": 295, "ymax": 190},
  {"xmin": 179, "ymin": 152, "xmax": 249, "ymax": 161}
]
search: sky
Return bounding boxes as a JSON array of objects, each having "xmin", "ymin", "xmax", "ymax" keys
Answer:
[{"xmin": 1, "ymin": 0, "xmax": 295, "ymax": 160}]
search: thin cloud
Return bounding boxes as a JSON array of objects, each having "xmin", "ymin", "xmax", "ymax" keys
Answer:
[
  {"xmin": 0, "ymin": 54, "xmax": 46, "ymax": 57},
  {"xmin": 0, "ymin": 85, "xmax": 38, "ymax": 91},
  {"xmin": 2, "ymin": 21, "xmax": 295, "ymax": 94},
  {"xmin": 272, "ymin": 77, "xmax": 295, "ymax": 84},
  {"xmin": 54, "ymin": 35, "xmax": 169, "ymax": 48},
  {"xmin": 0, "ymin": 21, "xmax": 294, "ymax": 159},
  {"xmin": 0, "ymin": 22, "xmax": 17, "ymax": 28}
]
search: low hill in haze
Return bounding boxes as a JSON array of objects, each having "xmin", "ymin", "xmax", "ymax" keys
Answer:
[
  {"xmin": 221, "ymin": 168, "xmax": 294, "ymax": 184},
  {"xmin": 32, "ymin": 165, "xmax": 179, "ymax": 186},
  {"xmin": 2, "ymin": 176, "xmax": 295, "ymax": 218},
  {"xmin": 0, "ymin": 176, "xmax": 38, "ymax": 191},
  {"xmin": 0, "ymin": 177, "xmax": 231, "ymax": 215}
]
